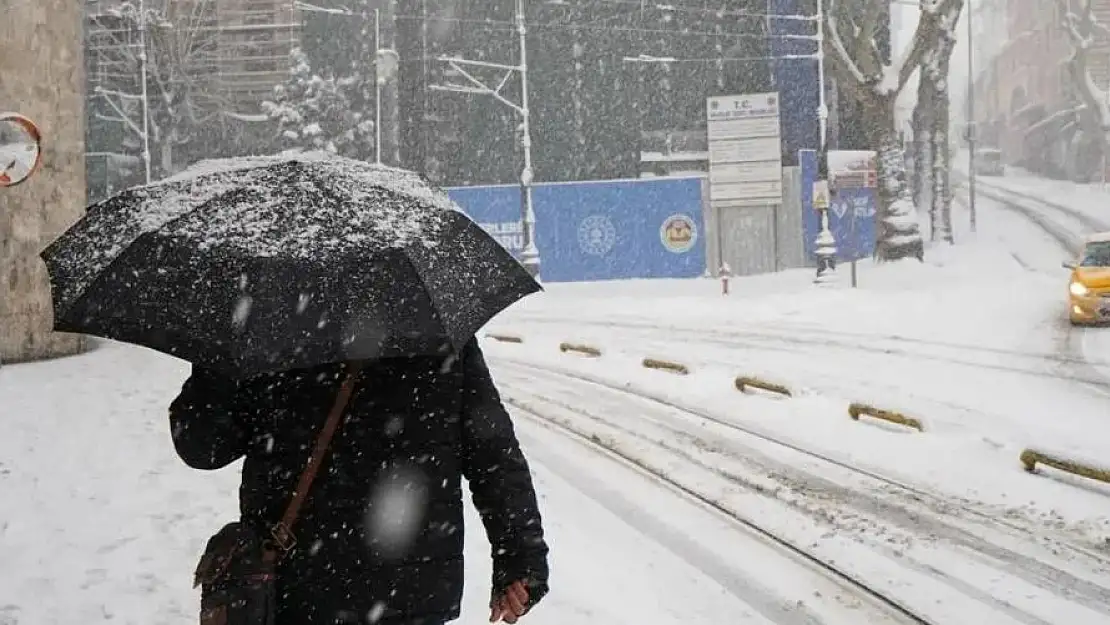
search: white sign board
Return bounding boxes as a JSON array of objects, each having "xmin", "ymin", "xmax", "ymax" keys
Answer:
[
  {"xmin": 706, "ymin": 92, "xmax": 783, "ymax": 205},
  {"xmin": 828, "ymin": 150, "xmax": 877, "ymax": 188}
]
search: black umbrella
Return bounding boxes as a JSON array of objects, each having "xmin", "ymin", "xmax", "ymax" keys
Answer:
[{"xmin": 41, "ymin": 153, "xmax": 540, "ymax": 377}]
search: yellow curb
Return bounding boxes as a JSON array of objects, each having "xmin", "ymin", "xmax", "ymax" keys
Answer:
[
  {"xmin": 734, "ymin": 376, "xmax": 792, "ymax": 397},
  {"xmin": 1020, "ymin": 448, "xmax": 1110, "ymax": 484},
  {"xmin": 848, "ymin": 402, "xmax": 924, "ymax": 432},
  {"xmin": 559, "ymin": 342, "xmax": 602, "ymax": 357},
  {"xmin": 642, "ymin": 358, "xmax": 689, "ymax": 375}
]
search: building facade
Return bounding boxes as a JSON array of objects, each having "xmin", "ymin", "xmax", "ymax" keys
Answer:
[
  {"xmin": 1, "ymin": 0, "xmax": 88, "ymax": 362},
  {"xmin": 972, "ymin": 0, "xmax": 1110, "ymax": 179}
]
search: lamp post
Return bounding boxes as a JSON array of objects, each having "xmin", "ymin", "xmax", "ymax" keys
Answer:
[
  {"xmin": 966, "ymin": 0, "xmax": 978, "ymax": 233},
  {"xmin": 430, "ymin": 0, "xmax": 541, "ymax": 279},
  {"xmin": 137, "ymin": 0, "xmax": 151, "ymax": 184},
  {"xmin": 375, "ymin": 8, "xmax": 382, "ymax": 164}
]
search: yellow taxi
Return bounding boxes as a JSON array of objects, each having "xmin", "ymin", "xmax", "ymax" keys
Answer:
[{"xmin": 1066, "ymin": 232, "xmax": 1110, "ymax": 324}]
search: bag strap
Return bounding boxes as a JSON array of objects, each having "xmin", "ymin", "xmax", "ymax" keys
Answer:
[{"xmin": 266, "ymin": 360, "xmax": 363, "ymax": 559}]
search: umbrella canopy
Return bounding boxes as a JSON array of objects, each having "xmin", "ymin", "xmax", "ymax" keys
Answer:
[{"xmin": 41, "ymin": 152, "xmax": 540, "ymax": 377}]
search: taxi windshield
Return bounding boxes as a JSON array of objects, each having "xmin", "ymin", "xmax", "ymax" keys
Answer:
[{"xmin": 1080, "ymin": 241, "xmax": 1110, "ymax": 267}]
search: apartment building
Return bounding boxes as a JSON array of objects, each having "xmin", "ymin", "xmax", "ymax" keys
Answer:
[
  {"xmin": 973, "ymin": 0, "xmax": 1110, "ymax": 174},
  {"xmin": 196, "ymin": 0, "xmax": 300, "ymax": 107}
]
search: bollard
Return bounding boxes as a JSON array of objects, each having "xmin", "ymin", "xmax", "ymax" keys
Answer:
[
  {"xmin": 848, "ymin": 402, "xmax": 923, "ymax": 432},
  {"xmin": 1020, "ymin": 448, "xmax": 1110, "ymax": 485},
  {"xmin": 559, "ymin": 342, "xmax": 602, "ymax": 357},
  {"xmin": 734, "ymin": 376, "xmax": 792, "ymax": 397},
  {"xmin": 642, "ymin": 358, "xmax": 689, "ymax": 375}
]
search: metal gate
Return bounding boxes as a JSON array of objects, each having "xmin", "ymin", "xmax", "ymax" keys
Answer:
[{"xmin": 718, "ymin": 204, "xmax": 776, "ymax": 276}]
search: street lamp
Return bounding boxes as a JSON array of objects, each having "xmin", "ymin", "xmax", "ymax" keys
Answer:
[
  {"xmin": 294, "ymin": 1, "xmax": 396, "ymax": 165},
  {"xmin": 430, "ymin": 0, "xmax": 541, "ymax": 279},
  {"xmin": 966, "ymin": 0, "xmax": 977, "ymax": 233}
]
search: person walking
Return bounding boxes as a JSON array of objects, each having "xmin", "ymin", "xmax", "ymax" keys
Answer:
[{"xmin": 171, "ymin": 337, "xmax": 549, "ymax": 625}]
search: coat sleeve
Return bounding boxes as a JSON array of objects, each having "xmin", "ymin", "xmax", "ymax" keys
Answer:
[
  {"xmin": 459, "ymin": 339, "xmax": 550, "ymax": 598},
  {"xmin": 169, "ymin": 366, "xmax": 250, "ymax": 470}
]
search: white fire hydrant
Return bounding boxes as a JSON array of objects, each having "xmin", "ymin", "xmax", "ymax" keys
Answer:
[{"xmin": 719, "ymin": 262, "xmax": 732, "ymax": 295}]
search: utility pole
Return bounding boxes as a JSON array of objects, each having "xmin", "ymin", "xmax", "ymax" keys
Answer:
[
  {"xmin": 137, "ymin": 0, "xmax": 151, "ymax": 183},
  {"xmin": 374, "ymin": 7, "xmax": 382, "ymax": 164},
  {"xmin": 816, "ymin": 0, "xmax": 827, "ymax": 148},
  {"xmin": 966, "ymin": 0, "xmax": 977, "ymax": 233},
  {"xmin": 379, "ymin": 0, "xmax": 400, "ymax": 166},
  {"xmin": 515, "ymin": 0, "xmax": 540, "ymax": 279},
  {"xmin": 420, "ymin": 0, "xmax": 429, "ymax": 174},
  {"xmin": 429, "ymin": 0, "xmax": 541, "ymax": 279}
]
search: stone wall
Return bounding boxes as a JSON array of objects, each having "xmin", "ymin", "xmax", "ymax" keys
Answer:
[{"xmin": 0, "ymin": 0, "xmax": 88, "ymax": 362}]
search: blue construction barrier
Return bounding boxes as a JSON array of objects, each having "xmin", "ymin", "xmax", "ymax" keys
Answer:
[
  {"xmin": 447, "ymin": 177, "xmax": 707, "ymax": 283},
  {"xmin": 799, "ymin": 149, "xmax": 877, "ymax": 262}
]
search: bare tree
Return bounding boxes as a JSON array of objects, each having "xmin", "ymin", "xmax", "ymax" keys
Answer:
[
  {"xmin": 915, "ymin": 0, "xmax": 962, "ymax": 243},
  {"xmin": 825, "ymin": 0, "xmax": 962, "ymax": 261},
  {"xmin": 89, "ymin": 0, "xmax": 237, "ymax": 178}
]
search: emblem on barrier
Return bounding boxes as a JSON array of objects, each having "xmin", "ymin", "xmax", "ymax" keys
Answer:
[
  {"xmin": 577, "ymin": 214, "xmax": 616, "ymax": 256},
  {"xmin": 659, "ymin": 214, "xmax": 697, "ymax": 253}
]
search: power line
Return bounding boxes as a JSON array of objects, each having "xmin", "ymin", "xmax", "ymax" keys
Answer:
[
  {"xmin": 575, "ymin": 0, "xmax": 819, "ymax": 22},
  {"xmin": 393, "ymin": 15, "xmax": 816, "ymax": 41}
]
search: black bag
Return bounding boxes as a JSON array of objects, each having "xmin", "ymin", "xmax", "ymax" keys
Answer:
[
  {"xmin": 194, "ymin": 522, "xmax": 278, "ymax": 625},
  {"xmin": 192, "ymin": 363, "xmax": 363, "ymax": 625}
]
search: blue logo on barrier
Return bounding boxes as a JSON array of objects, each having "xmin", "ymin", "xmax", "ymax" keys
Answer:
[
  {"xmin": 447, "ymin": 178, "xmax": 706, "ymax": 282},
  {"xmin": 577, "ymin": 214, "xmax": 618, "ymax": 256},
  {"xmin": 828, "ymin": 187, "xmax": 877, "ymax": 261}
]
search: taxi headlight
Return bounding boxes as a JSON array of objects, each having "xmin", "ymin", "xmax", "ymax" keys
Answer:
[{"xmin": 1070, "ymin": 281, "xmax": 1089, "ymax": 296}]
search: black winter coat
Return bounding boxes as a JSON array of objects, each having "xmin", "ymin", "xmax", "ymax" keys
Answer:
[{"xmin": 169, "ymin": 339, "xmax": 549, "ymax": 625}]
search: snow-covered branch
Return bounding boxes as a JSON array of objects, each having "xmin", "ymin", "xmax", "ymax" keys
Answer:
[
  {"xmin": 824, "ymin": 0, "xmax": 962, "ymax": 96},
  {"xmin": 886, "ymin": 0, "xmax": 964, "ymax": 96},
  {"xmin": 825, "ymin": 2, "xmax": 868, "ymax": 84}
]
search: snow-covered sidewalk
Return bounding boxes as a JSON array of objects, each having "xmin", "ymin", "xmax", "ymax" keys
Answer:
[{"xmin": 1, "ymin": 341, "xmax": 776, "ymax": 625}]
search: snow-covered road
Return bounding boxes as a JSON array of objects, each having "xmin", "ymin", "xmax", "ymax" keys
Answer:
[
  {"xmin": 478, "ymin": 190, "xmax": 1110, "ymax": 561},
  {"xmin": 492, "ymin": 358, "xmax": 1110, "ymax": 624}
]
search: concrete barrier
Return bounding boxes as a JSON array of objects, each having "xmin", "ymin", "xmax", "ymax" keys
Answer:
[
  {"xmin": 485, "ymin": 333, "xmax": 524, "ymax": 344},
  {"xmin": 642, "ymin": 358, "xmax": 689, "ymax": 375},
  {"xmin": 1020, "ymin": 448, "xmax": 1110, "ymax": 485},
  {"xmin": 559, "ymin": 342, "xmax": 602, "ymax": 357},
  {"xmin": 848, "ymin": 402, "xmax": 924, "ymax": 432},
  {"xmin": 734, "ymin": 376, "xmax": 792, "ymax": 397}
]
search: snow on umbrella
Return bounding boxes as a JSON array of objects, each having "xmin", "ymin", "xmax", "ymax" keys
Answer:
[{"xmin": 40, "ymin": 152, "xmax": 541, "ymax": 377}]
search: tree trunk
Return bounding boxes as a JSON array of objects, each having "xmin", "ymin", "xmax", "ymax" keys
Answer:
[
  {"xmin": 160, "ymin": 132, "xmax": 174, "ymax": 178},
  {"xmin": 930, "ymin": 46, "xmax": 955, "ymax": 244},
  {"xmin": 912, "ymin": 74, "xmax": 935, "ymax": 239},
  {"xmin": 868, "ymin": 92, "xmax": 924, "ymax": 262},
  {"xmin": 924, "ymin": 8, "xmax": 959, "ymax": 245}
]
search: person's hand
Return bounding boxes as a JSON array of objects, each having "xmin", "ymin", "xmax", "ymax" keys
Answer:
[{"xmin": 489, "ymin": 580, "xmax": 530, "ymax": 623}]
